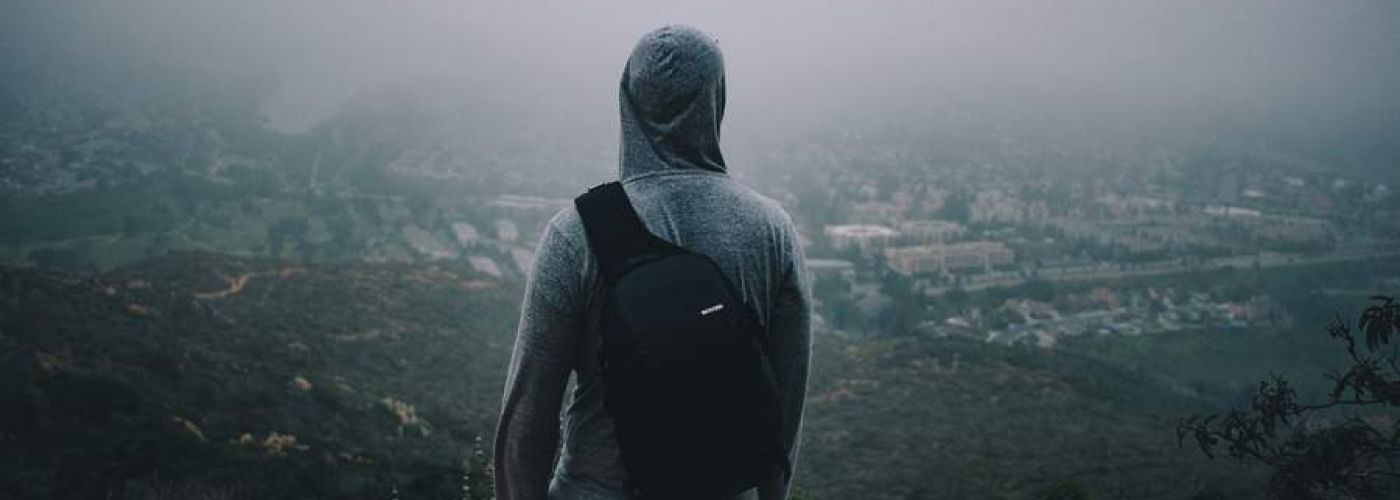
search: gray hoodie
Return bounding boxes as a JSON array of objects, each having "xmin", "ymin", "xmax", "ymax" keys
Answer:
[{"xmin": 494, "ymin": 25, "xmax": 812, "ymax": 500}]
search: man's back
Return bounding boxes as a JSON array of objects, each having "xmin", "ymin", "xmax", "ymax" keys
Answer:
[{"xmin": 493, "ymin": 25, "xmax": 812, "ymax": 500}]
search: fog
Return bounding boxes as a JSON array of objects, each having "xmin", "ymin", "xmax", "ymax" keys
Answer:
[
  {"xmin": 6, "ymin": 3, "xmax": 1400, "ymax": 498},
  {"xmin": 7, "ymin": 0, "xmax": 1399, "ymax": 169}
]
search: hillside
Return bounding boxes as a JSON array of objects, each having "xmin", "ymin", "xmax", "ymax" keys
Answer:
[
  {"xmin": 797, "ymin": 335, "xmax": 1264, "ymax": 499},
  {"xmin": 0, "ymin": 252, "xmax": 519, "ymax": 499},
  {"xmin": 1, "ymin": 250, "xmax": 1288, "ymax": 499}
]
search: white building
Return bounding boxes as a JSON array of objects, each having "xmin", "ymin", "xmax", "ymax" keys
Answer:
[
  {"xmin": 495, "ymin": 219, "xmax": 519, "ymax": 243},
  {"xmin": 896, "ymin": 220, "xmax": 964, "ymax": 245},
  {"xmin": 806, "ymin": 258, "xmax": 857, "ymax": 282},
  {"xmin": 489, "ymin": 194, "xmax": 571, "ymax": 212},
  {"xmin": 511, "ymin": 247, "xmax": 534, "ymax": 274},
  {"xmin": 1204, "ymin": 205, "xmax": 1262, "ymax": 218},
  {"xmin": 884, "ymin": 242, "xmax": 1015, "ymax": 276},
  {"xmin": 469, "ymin": 255, "xmax": 503, "ymax": 278},
  {"xmin": 824, "ymin": 224, "xmax": 900, "ymax": 253},
  {"xmin": 451, "ymin": 223, "xmax": 481, "ymax": 247},
  {"xmin": 401, "ymin": 225, "xmax": 456, "ymax": 260}
]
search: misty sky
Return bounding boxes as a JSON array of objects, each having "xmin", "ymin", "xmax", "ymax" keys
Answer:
[{"xmin": 6, "ymin": 0, "xmax": 1400, "ymax": 165}]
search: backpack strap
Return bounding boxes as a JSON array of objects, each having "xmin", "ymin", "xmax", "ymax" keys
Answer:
[{"xmin": 574, "ymin": 182, "xmax": 676, "ymax": 283}]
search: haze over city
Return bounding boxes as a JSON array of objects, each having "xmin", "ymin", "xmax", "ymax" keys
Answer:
[{"xmin": 9, "ymin": 1, "xmax": 1399, "ymax": 161}]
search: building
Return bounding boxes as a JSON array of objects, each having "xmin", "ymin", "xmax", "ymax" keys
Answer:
[
  {"xmin": 848, "ymin": 201, "xmax": 903, "ymax": 224},
  {"xmin": 451, "ymin": 222, "xmax": 481, "ymax": 247},
  {"xmin": 824, "ymin": 224, "xmax": 900, "ymax": 253},
  {"xmin": 495, "ymin": 219, "xmax": 519, "ymax": 243},
  {"xmin": 896, "ymin": 220, "xmax": 964, "ymax": 245},
  {"xmin": 971, "ymin": 190, "xmax": 1047, "ymax": 224},
  {"xmin": 469, "ymin": 255, "xmax": 503, "ymax": 278},
  {"xmin": 510, "ymin": 247, "xmax": 534, "ymax": 274},
  {"xmin": 488, "ymin": 194, "xmax": 571, "ymax": 212},
  {"xmin": 1204, "ymin": 205, "xmax": 1262, "ymax": 218},
  {"xmin": 884, "ymin": 241, "xmax": 1016, "ymax": 276},
  {"xmin": 806, "ymin": 258, "xmax": 857, "ymax": 282},
  {"xmin": 401, "ymin": 225, "xmax": 456, "ymax": 260}
]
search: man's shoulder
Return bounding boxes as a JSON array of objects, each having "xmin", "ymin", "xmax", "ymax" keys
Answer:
[
  {"xmin": 527, "ymin": 204, "xmax": 588, "ymax": 260},
  {"xmin": 729, "ymin": 182, "xmax": 796, "ymax": 228},
  {"xmin": 544, "ymin": 204, "xmax": 587, "ymax": 242}
]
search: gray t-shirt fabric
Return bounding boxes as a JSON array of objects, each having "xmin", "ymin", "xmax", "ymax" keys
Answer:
[{"xmin": 494, "ymin": 25, "xmax": 813, "ymax": 500}]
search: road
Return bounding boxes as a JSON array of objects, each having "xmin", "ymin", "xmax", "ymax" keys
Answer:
[{"xmin": 925, "ymin": 250, "xmax": 1400, "ymax": 296}]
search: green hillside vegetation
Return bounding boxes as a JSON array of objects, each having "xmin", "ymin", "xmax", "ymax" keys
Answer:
[
  {"xmin": 1174, "ymin": 296, "xmax": 1400, "ymax": 498},
  {"xmin": 798, "ymin": 334, "xmax": 1264, "ymax": 499},
  {"xmin": 0, "ymin": 252, "xmax": 519, "ymax": 499},
  {"xmin": 4, "ymin": 250, "xmax": 1391, "ymax": 499}
]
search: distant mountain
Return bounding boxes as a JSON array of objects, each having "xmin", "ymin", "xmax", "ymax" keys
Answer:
[
  {"xmin": 0, "ymin": 251, "xmax": 518, "ymax": 499},
  {"xmin": 0, "ymin": 63, "xmax": 590, "ymax": 275}
]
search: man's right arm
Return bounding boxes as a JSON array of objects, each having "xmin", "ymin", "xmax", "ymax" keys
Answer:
[{"xmin": 494, "ymin": 216, "xmax": 584, "ymax": 500}]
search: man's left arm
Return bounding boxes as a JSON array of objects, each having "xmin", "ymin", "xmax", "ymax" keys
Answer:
[{"xmin": 761, "ymin": 217, "xmax": 814, "ymax": 500}]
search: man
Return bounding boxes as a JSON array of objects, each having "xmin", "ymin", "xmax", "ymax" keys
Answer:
[{"xmin": 494, "ymin": 25, "xmax": 812, "ymax": 500}]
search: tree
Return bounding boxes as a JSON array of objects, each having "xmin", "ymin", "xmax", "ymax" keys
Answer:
[
  {"xmin": 1041, "ymin": 480, "xmax": 1091, "ymax": 500},
  {"xmin": 1178, "ymin": 296, "xmax": 1400, "ymax": 499},
  {"xmin": 464, "ymin": 435, "xmax": 494, "ymax": 500},
  {"xmin": 1018, "ymin": 278, "xmax": 1056, "ymax": 303},
  {"xmin": 267, "ymin": 215, "xmax": 310, "ymax": 257},
  {"xmin": 878, "ymin": 271, "xmax": 922, "ymax": 336},
  {"xmin": 937, "ymin": 190, "xmax": 972, "ymax": 224}
]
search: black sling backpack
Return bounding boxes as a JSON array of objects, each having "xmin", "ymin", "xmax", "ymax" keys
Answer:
[{"xmin": 575, "ymin": 182, "xmax": 787, "ymax": 499}]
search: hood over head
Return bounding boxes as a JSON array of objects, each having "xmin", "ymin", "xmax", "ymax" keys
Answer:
[{"xmin": 619, "ymin": 25, "xmax": 727, "ymax": 179}]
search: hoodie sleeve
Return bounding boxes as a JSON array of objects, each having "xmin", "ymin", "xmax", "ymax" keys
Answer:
[
  {"xmin": 494, "ymin": 215, "xmax": 584, "ymax": 500},
  {"xmin": 764, "ymin": 216, "xmax": 813, "ymax": 500}
]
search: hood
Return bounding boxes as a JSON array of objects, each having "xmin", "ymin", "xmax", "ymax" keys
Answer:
[{"xmin": 618, "ymin": 25, "xmax": 727, "ymax": 179}]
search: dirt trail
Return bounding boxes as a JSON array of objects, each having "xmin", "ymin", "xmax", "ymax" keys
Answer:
[
  {"xmin": 193, "ymin": 267, "xmax": 300, "ymax": 299},
  {"xmin": 194, "ymin": 274, "xmax": 250, "ymax": 299}
]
